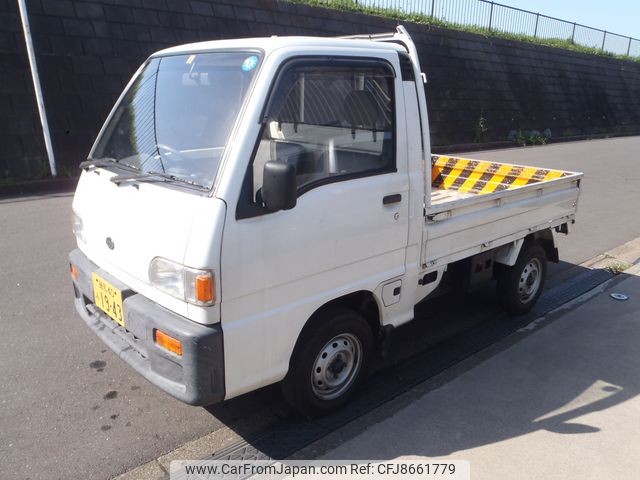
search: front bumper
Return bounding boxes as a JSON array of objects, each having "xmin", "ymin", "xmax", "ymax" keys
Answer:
[{"xmin": 69, "ymin": 249, "xmax": 225, "ymax": 406}]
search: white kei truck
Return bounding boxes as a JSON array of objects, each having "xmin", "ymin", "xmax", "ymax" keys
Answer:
[{"xmin": 70, "ymin": 27, "xmax": 582, "ymax": 415}]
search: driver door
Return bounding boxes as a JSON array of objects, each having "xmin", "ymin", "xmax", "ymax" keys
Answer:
[{"xmin": 220, "ymin": 56, "xmax": 410, "ymax": 397}]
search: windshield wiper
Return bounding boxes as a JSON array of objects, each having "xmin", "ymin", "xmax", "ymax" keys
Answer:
[
  {"xmin": 79, "ymin": 157, "xmax": 117, "ymax": 171},
  {"xmin": 110, "ymin": 170, "xmax": 206, "ymax": 189},
  {"xmin": 110, "ymin": 171, "xmax": 172, "ymax": 186}
]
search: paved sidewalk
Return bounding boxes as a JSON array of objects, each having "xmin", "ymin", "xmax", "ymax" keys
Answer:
[{"xmin": 321, "ymin": 266, "xmax": 640, "ymax": 480}]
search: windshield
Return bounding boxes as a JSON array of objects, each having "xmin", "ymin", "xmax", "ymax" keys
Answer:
[{"xmin": 91, "ymin": 51, "xmax": 262, "ymax": 189}]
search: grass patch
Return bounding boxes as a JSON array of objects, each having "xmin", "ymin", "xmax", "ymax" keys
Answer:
[
  {"xmin": 289, "ymin": 0, "xmax": 640, "ymax": 63},
  {"xmin": 604, "ymin": 260, "xmax": 633, "ymax": 275}
]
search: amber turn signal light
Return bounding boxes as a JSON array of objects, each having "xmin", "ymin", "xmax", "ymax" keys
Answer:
[
  {"xmin": 154, "ymin": 329, "xmax": 182, "ymax": 356},
  {"xmin": 70, "ymin": 263, "xmax": 79, "ymax": 281},
  {"xmin": 195, "ymin": 273, "xmax": 214, "ymax": 303}
]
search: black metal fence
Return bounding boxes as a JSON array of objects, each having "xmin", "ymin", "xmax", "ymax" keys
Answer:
[{"xmin": 343, "ymin": 0, "xmax": 640, "ymax": 57}]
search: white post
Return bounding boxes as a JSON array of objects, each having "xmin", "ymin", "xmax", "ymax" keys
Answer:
[{"xmin": 17, "ymin": 0, "xmax": 57, "ymax": 177}]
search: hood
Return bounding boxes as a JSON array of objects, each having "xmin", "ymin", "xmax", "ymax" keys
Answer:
[{"xmin": 72, "ymin": 169, "xmax": 225, "ymax": 321}]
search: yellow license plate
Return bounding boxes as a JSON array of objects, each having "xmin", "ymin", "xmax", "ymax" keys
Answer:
[{"xmin": 92, "ymin": 272, "xmax": 125, "ymax": 327}]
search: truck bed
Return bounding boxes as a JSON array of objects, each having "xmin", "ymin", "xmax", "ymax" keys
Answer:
[
  {"xmin": 430, "ymin": 155, "xmax": 571, "ymax": 205},
  {"xmin": 423, "ymin": 155, "xmax": 582, "ymax": 268}
]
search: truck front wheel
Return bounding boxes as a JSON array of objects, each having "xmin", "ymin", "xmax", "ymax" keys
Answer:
[
  {"xmin": 281, "ymin": 308, "xmax": 374, "ymax": 417},
  {"xmin": 496, "ymin": 242, "xmax": 547, "ymax": 315}
]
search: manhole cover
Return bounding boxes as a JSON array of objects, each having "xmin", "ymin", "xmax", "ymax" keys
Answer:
[{"xmin": 610, "ymin": 293, "xmax": 629, "ymax": 301}]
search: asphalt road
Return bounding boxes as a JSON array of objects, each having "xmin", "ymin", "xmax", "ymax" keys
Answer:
[{"xmin": 1, "ymin": 136, "xmax": 639, "ymax": 480}]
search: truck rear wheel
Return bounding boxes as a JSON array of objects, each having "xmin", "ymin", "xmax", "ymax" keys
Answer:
[
  {"xmin": 281, "ymin": 308, "xmax": 374, "ymax": 417},
  {"xmin": 496, "ymin": 242, "xmax": 547, "ymax": 315}
]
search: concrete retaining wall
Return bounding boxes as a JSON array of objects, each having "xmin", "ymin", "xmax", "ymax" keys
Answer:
[{"xmin": 1, "ymin": 0, "xmax": 639, "ymax": 178}]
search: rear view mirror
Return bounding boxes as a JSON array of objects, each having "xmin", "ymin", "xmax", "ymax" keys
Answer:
[{"xmin": 261, "ymin": 161, "xmax": 296, "ymax": 212}]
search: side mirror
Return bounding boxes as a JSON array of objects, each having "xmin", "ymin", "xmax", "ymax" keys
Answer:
[{"xmin": 261, "ymin": 161, "xmax": 297, "ymax": 212}]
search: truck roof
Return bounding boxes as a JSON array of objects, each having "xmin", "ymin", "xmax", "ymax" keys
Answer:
[{"xmin": 151, "ymin": 35, "xmax": 406, "ymax": 58}]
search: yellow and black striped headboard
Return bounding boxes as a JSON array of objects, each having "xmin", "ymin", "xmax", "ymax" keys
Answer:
[{"xmin": 431, "ymin": 155, "xmax": 569, "ymax": 194}]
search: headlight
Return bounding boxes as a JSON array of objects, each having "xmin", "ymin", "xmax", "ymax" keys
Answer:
[
  {"xmin": 148, "ymin": 257, "xmax": 215, "ymax": 306},
  {"xmin": 72, "ymin": 211, "xmax": 85, "ymax": 243}
]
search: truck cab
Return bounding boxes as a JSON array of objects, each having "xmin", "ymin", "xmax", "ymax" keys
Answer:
[{"xmin": 70, "ymin": 28, "xmax": 581, "ymax": 415}]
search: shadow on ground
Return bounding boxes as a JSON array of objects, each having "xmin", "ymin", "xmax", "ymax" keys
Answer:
[
  {"xmin": 198, "ymin": 261, "xmax": 628, "ymax": 461},
  {"xmin": 321, "ymin": 269, "xmax": 640, "ymax": 461}
]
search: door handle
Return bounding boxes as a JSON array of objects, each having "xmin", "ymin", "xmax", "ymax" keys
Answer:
[{"xmin": 383, "ymin": 193, "xmax": 402, "ymax": 205}]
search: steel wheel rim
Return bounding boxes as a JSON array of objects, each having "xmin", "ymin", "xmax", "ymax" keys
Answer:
[
  {"xmin": 311, "ymin": 333, "xmax": 362, "ymax": 401},
  {"xmin": 518, "ymin": 257, "xmax": 542, "ymax": 302}
]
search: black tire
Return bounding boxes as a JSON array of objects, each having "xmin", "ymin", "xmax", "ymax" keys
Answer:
[
  {"xmin": 496, "ymin": 242, "xmax": 547, "ymax": 315},
  {"xmin": 281, "ymin": 308, "xmax": 374, "ymax": 417}
]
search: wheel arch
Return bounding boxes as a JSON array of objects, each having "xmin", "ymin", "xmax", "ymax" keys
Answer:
[
  {"xmin": 287, "ymin": 290, "xmax": 382, "ymax": 368},
  {"xmin": 494, "ymin": 229, "xmax": 559, "ymax": 269},
  {"xmin": 311, "ymin": 290, "xmax": 381, "ymax": 338},
  {"xmin": 529, "ymin": 229, "xmax": 559, "ymax": 263}
]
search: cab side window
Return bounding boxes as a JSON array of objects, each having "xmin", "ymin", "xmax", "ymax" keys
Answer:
[{"xmin": 251, "ymin": 60, "xmax": 396, "ymax": 202}]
